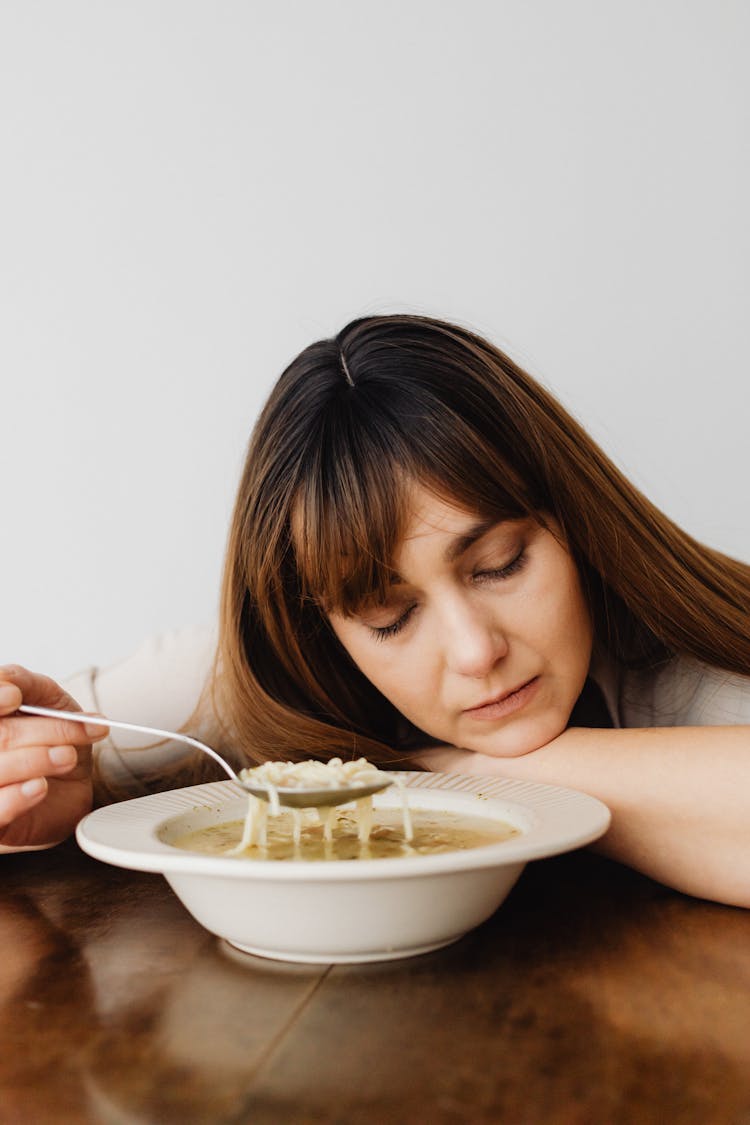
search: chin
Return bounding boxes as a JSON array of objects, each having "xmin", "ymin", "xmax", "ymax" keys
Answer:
[{"xmin": 463, "ymin": 715, "xmax": 569, "ymax": 758}]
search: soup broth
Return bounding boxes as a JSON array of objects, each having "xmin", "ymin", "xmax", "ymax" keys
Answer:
[{"xmin": 169, "ymin": 806, "xmax": 519, "ymax": 862}]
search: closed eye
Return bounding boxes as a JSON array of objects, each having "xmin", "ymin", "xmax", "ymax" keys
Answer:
[
  {"xmin": 473, "ymin": 547, "xmax": 527, "ymax": 584},
  {"xmin": 369, "ymin": 550, "xmax": 527, "ymax": 641},
  {"xmin": 369, "ymin": 604, "xmax": 417, "ymax": 642}
]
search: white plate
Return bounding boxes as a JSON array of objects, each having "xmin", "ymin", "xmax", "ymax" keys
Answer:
[{"xmin": 76, "ymin": 772, "xmax": 610, "ymax": 963}]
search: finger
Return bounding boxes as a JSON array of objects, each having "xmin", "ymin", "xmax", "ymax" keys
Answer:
[
  {"xmin": 0, "ymin": 776, "xmax": 48, "ymax": 829},
  {"xmin": 0, "ymin": 665, "xmax": 80, "ymax": 711},
  {"xmin": 0, "ymin": 744, "xmax": 81, "ymax": 788},
  {"xmin": 0, "ymin": 714, "xmax": 108, "ymax": 753},
  {"xmin": 0, "ymin": 682, "xmax": 22, "ymax": 716}
]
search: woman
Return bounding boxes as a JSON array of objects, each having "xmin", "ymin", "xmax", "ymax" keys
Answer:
[{"xmin": 2, "ymin": 314, "xmax": 749, "ymax": 904}]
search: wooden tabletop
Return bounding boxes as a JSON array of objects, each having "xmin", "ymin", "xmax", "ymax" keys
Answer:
[{"xmin": 2, "ymin": 839, "xmax": 750, "ymax": 1125}]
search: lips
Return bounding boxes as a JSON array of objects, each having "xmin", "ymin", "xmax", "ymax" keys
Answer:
[{"xmin": 462, "ymin": 677, "xmax": 539, "ymax": 721}]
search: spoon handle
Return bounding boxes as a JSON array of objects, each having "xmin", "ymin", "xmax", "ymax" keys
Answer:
[{"xmin": 17, "ymin": 703, "xmax": 240, "ymax": 784}]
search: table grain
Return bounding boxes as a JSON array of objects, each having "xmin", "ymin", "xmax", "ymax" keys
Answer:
[{"xmin": 1, "ymin": 839, "xmax": 749, "ymax": 1124}]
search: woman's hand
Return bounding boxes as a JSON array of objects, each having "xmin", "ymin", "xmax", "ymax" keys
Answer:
[{"xmin": 0, "ymin": 665, "xmax": 108, "ymax": 851}]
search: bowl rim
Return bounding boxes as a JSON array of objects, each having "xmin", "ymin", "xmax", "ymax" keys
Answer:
[{"xmin": 76, "ymin": 772, "xmax": 611, "ymax": 882}]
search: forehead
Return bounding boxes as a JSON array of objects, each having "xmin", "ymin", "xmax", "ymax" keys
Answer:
[{"xmin": 403, "ymin": 486, "xmax": 483, "ymax": 535}]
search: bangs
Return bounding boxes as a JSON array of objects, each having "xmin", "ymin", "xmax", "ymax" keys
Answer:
[
  {"xmin": 292, "ymin": 461, "xmax": 410, "ymax": 616},
  {"xmin": 290, "ymin": 399, "xmax": 538, "ymax": 616}
]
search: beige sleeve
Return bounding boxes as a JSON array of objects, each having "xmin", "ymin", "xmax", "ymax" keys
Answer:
[
  {"xmin": 63, "ymin": 623, "xmax": 218, "ymax": 796},
  {"xmin": 620, "ymin": 656, "xmax": 750, "ymax": 728}
]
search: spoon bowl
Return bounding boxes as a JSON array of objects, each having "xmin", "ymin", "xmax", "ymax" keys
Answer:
[
  {"xmin": 17, "ymin": 704, "xmax": 393, "ymax": 808},
  {"xmin": 240, "ymin": 780, "xmax": 393, "ymax": 808}
]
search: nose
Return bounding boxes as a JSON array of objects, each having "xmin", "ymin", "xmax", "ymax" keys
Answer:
[{"xmin": 439, "ymin": 595, "xmax": 509, "ymax": 679}]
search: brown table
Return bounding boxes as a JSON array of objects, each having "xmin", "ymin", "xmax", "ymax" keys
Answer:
[{"xmin": 2, "ymin": 839, "xmax": 750, "ymax": 1125}]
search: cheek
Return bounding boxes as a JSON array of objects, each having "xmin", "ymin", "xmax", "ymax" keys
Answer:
[
  {"xmin": 356, "ymin": 649, "xmax": 424, "ymax": 709},
  {"xmin": 527, "ymin": 550, "xmax": 592, "ymax": 665},
  {"xmin": 331, "ymin": 625, "xmax": 436, "ymax": 724},
  {"xmin": 555, "ymin": 567, "xmax": 593, "ymax": 668},
  {"xmin": 330, "ymin": 623, "xmax": 409, "ymax": 697}
]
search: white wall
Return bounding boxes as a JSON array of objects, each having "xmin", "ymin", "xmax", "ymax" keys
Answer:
[{"xmin": 1, "ymin": 0, "xmax": 748, "ymax": 680}]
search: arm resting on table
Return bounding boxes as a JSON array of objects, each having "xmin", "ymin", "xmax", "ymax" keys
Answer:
[{"xmin": 415, "ymin": 724, "xmax": 750, "ymax": 908}]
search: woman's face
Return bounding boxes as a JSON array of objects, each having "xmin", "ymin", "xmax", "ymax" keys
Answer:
[{"xmin": 327, "ymin": 485, "xmax": 593, "ymax": 757}]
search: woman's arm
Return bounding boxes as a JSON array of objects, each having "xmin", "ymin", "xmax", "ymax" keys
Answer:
[
  {"xmin": 415, "ymin": 725, "xmax": 750, "ymax": 907},
  {"xmin": 63, "ymin": 624, "xmax": 218, "ymax": 800}
]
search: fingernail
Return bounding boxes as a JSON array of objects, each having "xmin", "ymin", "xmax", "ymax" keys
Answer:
[
  {"xmin": 49, "ymin": 745, "xmax": 76, "ymax": 767},
  {"xmin": 21, "ymin": 778, "xmax": 47, "ymax": 799}
]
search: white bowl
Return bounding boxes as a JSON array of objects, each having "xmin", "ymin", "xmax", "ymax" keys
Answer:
[{"xmin": 76, "ymin": 772, "xmax": 610, "ymax": 964}]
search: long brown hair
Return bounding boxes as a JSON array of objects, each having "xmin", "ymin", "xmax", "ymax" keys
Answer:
[{"xmin": 211, "ymin": 313, "xmax": 750, "ymax": 769}]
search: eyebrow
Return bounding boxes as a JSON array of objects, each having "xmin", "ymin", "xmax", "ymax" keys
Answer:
[
  {"xmin": 386, "ymin": 517, "xmax": 503, "ymax": 588},
  {"xmin": 442, "ymin": 517, "xmax": 501, "ymax": 563}
]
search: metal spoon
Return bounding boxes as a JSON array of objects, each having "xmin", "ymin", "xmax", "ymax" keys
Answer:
[{"xmin": 17, "ymin": 704, "xmax": 394, "ymax": 808}]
